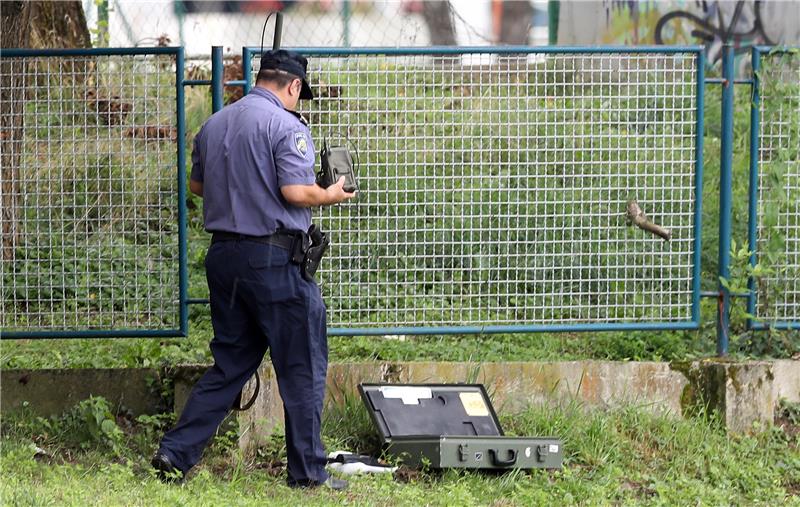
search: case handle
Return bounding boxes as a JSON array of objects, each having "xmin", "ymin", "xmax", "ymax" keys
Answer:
[{"xmin": 488, "ymin": 448, "xmax": 518, "ymax": 467}]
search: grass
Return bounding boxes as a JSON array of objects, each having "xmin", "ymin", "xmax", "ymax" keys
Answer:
[
  {"xmin": 1, "ymin": 397, "xmax": 798, "ymax": 506},
  {"xmin": 1, "ymin": 297, "xmax": 792, "ymax": 369},
  {"xmin": 0, "ymin": 308, "xmax": 713, "ymax": 369}
]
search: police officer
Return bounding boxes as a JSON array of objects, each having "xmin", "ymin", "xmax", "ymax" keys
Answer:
[{"xmin": 151, "ymin": 50, "xmax": 354, "ymax": 490}]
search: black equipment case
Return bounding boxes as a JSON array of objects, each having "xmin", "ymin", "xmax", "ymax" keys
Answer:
[{"xmin": 358, "ymin": 383, "xmax": 563, "ymax": 469}]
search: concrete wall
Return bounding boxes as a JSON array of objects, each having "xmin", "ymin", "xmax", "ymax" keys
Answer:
[
  {"xmin": 774, "ymin": 359, "xmax": 800, "ymax": 404},
  {"xmin": 1, "ymin": 367, "xmax": 166, "ymax": 416},
  {"xmin": 558, "ymin": 1, "xmax": 800, "ymax": 47},
  {"xmin": 4, "ymin": 359, "xmax": 798, "ymax": 450},
  {"xmin": 235, "ymin": 360, "xmax": 692, "ymax": 453}
]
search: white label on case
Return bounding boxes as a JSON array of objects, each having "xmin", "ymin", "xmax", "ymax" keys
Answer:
[
  {"xmin": 379, "ymin": 386, "xmax": 432, "ymax": 405},
  {"xmin": 459, "ymin": 392, "xmax": 490, "ymax": 416},
  {"xmin": 549, "ymin": 444, "xmax": 559, "ymax": 454}
]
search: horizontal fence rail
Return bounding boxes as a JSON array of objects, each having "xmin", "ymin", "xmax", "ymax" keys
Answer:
[
  {"xmin": 245, "ymin": 46, "xmax": 704, "ymax": 335},
  {"xmin": 0, "ymin": 47, "xmax": 187, "ymax": 338},
  {"xmin": 749, "ymin": 46, "xmax": 800, "ymax": 331}
]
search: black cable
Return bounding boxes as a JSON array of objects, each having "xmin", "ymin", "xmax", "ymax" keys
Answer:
[{"xmin": 260, "ymin": 12, "xmax": 275, "ymax": 56}]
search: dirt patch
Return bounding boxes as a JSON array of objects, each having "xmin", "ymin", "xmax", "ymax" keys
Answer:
[
  {"xmin": 393, "ymin": 465, "xmax": 423, "ymax": 483},
  {"xmin": 621, "ymin": 478, "xmax": 656, "ymax": 499},
  {"xmin": 774, "ymin": 403, "xmax": 800, "ymax": 449},
  {"xmin": 254, "ymin": 459, "xmax": 285, "ymax": 477}
]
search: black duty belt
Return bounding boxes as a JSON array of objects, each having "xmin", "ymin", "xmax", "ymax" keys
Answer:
[{"xmin": 211, "ymin": 231, "xmax": 298, "ymax": 250}]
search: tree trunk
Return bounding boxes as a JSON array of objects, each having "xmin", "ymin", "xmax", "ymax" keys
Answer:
[
  {"xmin": 498, "ymin": 0, "xmax": 534, "ymax": 45},
  {"xmin": 1, "ymin": 1, "xmax": 90, "ymax": 260},
  {"xmin": 28, "ymin": 1, "xmax": 92, "ymax": 48},
  {"xmin": 421, "ymin": 1, "xmax": 457, "ymax": 46},
  {"xmin": 1, "ymin": 1, "xmax": 31, "ymax": 261}
]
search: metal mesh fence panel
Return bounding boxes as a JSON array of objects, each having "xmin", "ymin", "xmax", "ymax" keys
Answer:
[
  {"xmin": 247, "ymin": 48, "xmax": 701, "ymax": 331},
  {"xmin": 754, "ymin": 49, "xmax": 800, "ymax": 327},
  {"xmin": 0, "ymin": 50, "xmax": 182, "ymax": 336}
]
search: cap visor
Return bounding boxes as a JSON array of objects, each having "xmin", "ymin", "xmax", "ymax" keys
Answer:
[{"xmin": 300, "ymin": 79, "xmax": 314, "ymax": 100}]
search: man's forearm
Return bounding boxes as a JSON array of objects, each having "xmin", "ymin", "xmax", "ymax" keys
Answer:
[
  {"xmin": 282, "ymin": 178, "xmax": 354, "ymax": 207},
  {"xmin": 281, "ymin": 184, "xmax": 334, "ymax": 207}
]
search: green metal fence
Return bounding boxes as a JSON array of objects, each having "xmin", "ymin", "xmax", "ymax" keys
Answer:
[
  {"xmin": 244, "ymin": 46, "xmax": 704, "ymax": 335},
  {"xmin": 0, "ymin": 47, "xmax": 187, "ymax": 338},
  {"xmin": 1, "ymin": 43, "xmax": 798, "ymax": 351},
  {"xmin": 748, "ymin": 46, "xmax": 800, "ymax": 331}
]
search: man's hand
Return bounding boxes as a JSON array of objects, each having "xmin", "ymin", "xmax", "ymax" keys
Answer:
[
  {"xmin": 189, "ymin": 179, "xmax": 203, "ymax": 197},
  {"xmin": 324, "ymin": 176, "xmax": 356, "ymax": 204},
  {"xmin": 282, "ymin": 176, "xmax": 356, "ymax": 207}
]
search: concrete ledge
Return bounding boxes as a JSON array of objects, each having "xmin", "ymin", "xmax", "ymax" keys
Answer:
[
  {"xmin": 773, "ymin": 359, "xmax": 800, "ymax": 403},
  {"xmin": 3, "ymin": 360, "xmax": 798, "ymax": 450},
  {"xmin": 679, "ymin": 359, "xmax": 800, "ymax": 432},
  {"xmin": 1, "ymin": 368, "xmax": 166, "ymax": 416},
  {"xmin": 677, "ymin": 361, "xmax": 777, "ymax": 433},
  {"xmin": 236, "ymin": 360, "xmax": 690, "ymax": 454}
]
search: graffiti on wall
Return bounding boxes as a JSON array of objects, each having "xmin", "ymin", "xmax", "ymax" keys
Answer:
[
  {"xmin": 653, "ymin": 0, "xmax": 775, "ymax": 63},
  {"xmin": 561, "ymin": 0, "xmax": 799, "ymax": 68}
]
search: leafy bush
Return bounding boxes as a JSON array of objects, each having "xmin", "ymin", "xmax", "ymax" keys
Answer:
[{"xmin": 5, "ymin": 396, "xmax": 126, "ymax": 455}]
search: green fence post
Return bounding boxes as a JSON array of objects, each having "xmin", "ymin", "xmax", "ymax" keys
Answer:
[
  {"xmin": 174, "ymin": 0, "xmax": 186, "ymax": 48},
  {"xmin": 717, "ymin": 44, "xmax": 735, "ymax": 356},
  {"xmin": 176, "ymin": 46, "xmax": 188, "ymax": 337},
  {"xmin": 747, "ymin": 46, "xmax": 761, "ymax": 325},
  {"xmin": 273, "ymin": 11, "xmax": 283, "ymax": 49},
  {"xmin": 243, "ymin": 47, "xmax": 252, "ymax": 95},
  {"xmin": 342, "ymin": 0, "xmax": 351, "ymax": 47},
  {"xmin": 211, "ymin": 46, "xmax": 223, "ymax": 112},
  {"xmin": 548, "ymin": 0, "xmax": 560, "ymax": 45}
]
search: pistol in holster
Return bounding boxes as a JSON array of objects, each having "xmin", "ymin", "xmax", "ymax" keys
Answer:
[{"xmin": 291, "ymin": 224, "xmax": 329, "ymax": 282}]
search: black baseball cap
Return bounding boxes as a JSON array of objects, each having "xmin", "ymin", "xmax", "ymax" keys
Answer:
[{"xmin": 259, "ymin": 49, "xmax": 314, "ymax": 100}]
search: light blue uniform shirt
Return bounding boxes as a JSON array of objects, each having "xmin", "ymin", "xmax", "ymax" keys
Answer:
[{"xmin": 190, "ymin": 87, "xmax": 316, "ymax": 235}]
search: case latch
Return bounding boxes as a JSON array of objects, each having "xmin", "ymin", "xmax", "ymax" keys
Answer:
[
  {"xmin": 537, "ymin": 444, "xmax": 549, "ymax": 462},
  {"xmin": 458, "ymin": 443, "xmax": 469, "ymax": 462}
]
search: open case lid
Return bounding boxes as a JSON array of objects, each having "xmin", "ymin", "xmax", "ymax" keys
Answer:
[{"xmin": 358, "ymin": 383, "xmax": 504, "ymax": 443}]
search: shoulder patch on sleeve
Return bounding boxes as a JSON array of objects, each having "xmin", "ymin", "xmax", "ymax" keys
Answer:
[{"xmin": 293, "ymin": 132, "xmax": 309, "ymax": 156}]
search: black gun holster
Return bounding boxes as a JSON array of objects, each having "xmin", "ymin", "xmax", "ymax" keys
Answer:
[{"xmin": 291, "ymin": 224, "xmax": 329, "ymax": 281}]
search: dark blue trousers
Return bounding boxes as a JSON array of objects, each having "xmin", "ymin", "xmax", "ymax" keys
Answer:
[{"xmin": 159, "ymin": 239, "xmax": 329, "ymax": 485}]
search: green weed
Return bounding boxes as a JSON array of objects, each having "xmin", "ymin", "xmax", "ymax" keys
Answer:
[{"xmin": 4, "ymin": 396, "xmax": 126, "ymax": 456}]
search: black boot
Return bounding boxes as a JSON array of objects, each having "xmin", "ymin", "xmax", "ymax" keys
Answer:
[{"xmin": 151, "ymin": 452, "xmax": 184, "ymax": 484}]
